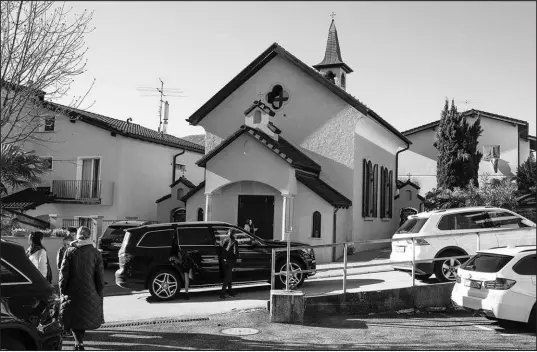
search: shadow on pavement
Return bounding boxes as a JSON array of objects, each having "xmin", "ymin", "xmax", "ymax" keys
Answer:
[{"xmin": 64, "ymin": 329, "xmax": 352, "ymax": 351}]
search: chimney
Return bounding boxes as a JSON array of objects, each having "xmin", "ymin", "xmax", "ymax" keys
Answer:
[{"xmin": 162, "ymin": 101, "xmax": 169, "ymax": 134}]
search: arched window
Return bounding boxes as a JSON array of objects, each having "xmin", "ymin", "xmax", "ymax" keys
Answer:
[
  {"xmin": 362, "ymin": 159, "xmax": 369, "ymax": 217},
  {"xmin": 312, "ymin": 211, "xmax": 321, "ymax": 238},
  {"xmin": 254, "ymin": 110, "xmax": 262, "ymax": 124},
  {"xmin": 197, "ymin": 208, "xmax": 204, "ymax": 221},
  {"xmin": 171, "ymin": 208, "xmax": 186, "ymax": 222},
  {"xmin": 367, "ymin": 161, "xmax": 374, "ymax": 217},
  {"xmin": 325, "ymin": 71, "xmax": 336, "ymax": 84},
  {"xmin": 177, "ymin": 188, "xmax": 184, "ymax": 200},
  {"xmin": 341, "ymin": 73, "xmax": 346, "ymax": 89}
]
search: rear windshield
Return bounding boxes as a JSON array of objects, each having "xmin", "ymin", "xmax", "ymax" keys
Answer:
[
  {"xmin": 396, "ymin": 218, "xmax": 428, "ymax": 234},
  {"xmin": 461, "ymin": 253, "xmax": 514, "ymax": 273},
  {"xmin": 102, "ymin": 227, "xmax": 130, "ymax": 238}
]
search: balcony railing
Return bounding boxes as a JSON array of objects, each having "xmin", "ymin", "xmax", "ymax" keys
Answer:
[{"xmin": 52, "ymin": 180, "xmax": 102, "ymax": 201}]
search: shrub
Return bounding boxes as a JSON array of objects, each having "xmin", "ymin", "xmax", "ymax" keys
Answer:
[
  {"xmin": 52, "ymin": 228, "xmax": 70, "ymax": 238},
  {"xmin": 347, "ymin": 243, "xmax": 356, "ymax": 256}
]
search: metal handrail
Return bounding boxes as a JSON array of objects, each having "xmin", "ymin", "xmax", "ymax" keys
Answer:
[{"xmin": 270, "ymin": 226, "xmax": 536, "ymax": 291}]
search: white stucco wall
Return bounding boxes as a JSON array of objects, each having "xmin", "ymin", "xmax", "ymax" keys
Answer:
[
  {"xmin": 205, "ymin": 133, "xmax": 297, "ymax": 196},
  {"xmin": 352, "ymin": 134, "xmax": 400, "ymax": 251},
  {"xmin": 23, "ymin": 108, "xmax": 204, "ymax": 221},
  {"xmin": 400, "ymin": 117, "xmax": 527, "ymax": 195},
  {"xmin": 185, "ymin": 190, "xmax": 205, "ymax": 222}
]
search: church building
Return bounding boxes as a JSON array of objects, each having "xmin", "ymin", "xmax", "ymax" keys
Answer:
[{"xmin": 180, "ymin": 20, "xmax": 412, "ymax": 263}]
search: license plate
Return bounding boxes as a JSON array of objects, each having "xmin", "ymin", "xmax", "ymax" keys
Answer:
[
  {"xmin": 111, "ymin": 242, "xmax": 122, "ymax": 248},
  {"xmin": 464, "ymin": 279, "xmax": 482, "ymax": 289},
  {"xmin": 394, "ymin": 246, "xmax": 405, "ymax": 253}
]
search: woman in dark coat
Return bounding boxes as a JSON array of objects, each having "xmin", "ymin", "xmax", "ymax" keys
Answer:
[{"xmin": 59, "ymin": 226, "xmax": 104, "ymax": 351}]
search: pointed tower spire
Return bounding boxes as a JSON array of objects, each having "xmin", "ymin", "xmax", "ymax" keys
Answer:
[{"xmin": 313, "ymin": 18, "xmax": 353, "ymax": 74}]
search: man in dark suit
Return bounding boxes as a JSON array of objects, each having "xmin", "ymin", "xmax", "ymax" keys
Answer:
[{"xmin": 219, "ymin": 229, "xmax": 240, "ymax": 300}]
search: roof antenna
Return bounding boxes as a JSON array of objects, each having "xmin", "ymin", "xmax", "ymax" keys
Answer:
[
  {"xmin": 330, "ymin": 12, "xmax": 336, "ymax": 21},
  {"xmin": 136, "ymin": 79, "xmax": 186, "ymax": 132}
]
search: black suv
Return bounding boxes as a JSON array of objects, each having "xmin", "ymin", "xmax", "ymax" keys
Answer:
[
  {"xmin": 1, "ymin": 239, "xmax": 62, "ymax": 350},
  {"xmin": 115, "ymin": 221, "xmax": 316, "ymax": 301},
  {"xmin": 98, "ymin": 220, "xmax": 156, "ymax": 268}
]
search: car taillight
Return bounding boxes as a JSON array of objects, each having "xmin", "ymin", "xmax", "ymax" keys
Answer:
[
  {"xmin": 484, "ymin": 278, "xmax": 516, "ymax": 290},
  {"xmin": 406, "ymin": 238, "xmax": 430, "ymax": 246}
]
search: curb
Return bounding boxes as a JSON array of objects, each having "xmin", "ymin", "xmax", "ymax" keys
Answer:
[
  {"xmin": 310, "ymin": 267, "xmax": 394, "ymax": 279},
  {"xmin": 100, "ymin": 316, "xmax": 210, "ymax": 329}
]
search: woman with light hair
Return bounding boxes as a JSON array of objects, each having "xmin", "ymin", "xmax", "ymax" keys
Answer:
[{"xmin": 59, "ymin": 226, "xmax": 104, "ymax": 351}]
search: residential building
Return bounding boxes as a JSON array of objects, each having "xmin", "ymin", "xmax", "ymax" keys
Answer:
[
  {"xmin": 1, "ymin": 92, "xmax": 205, "ymax": 227},
  {"xmin": 179, "ymin": 20, "xmax": 413, "ymax": 264},
  {"xmin": 399, "ymin": 109, "xmax": 537, "ymax": 195}
]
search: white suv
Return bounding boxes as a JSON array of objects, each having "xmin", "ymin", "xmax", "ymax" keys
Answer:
[
  {"xmin": 451, "ymin": 245, "xmax": 536, "ymax": 328},
  {"xmin": 390, "ymin": 207, "xmax": 536, "ymax": 282}
]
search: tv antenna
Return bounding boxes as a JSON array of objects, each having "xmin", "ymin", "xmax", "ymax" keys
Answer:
[
  {"xmin": 456, "ymin": 100, "xmax": 475, "ymax": 112},
  {"xmin": 136, "ymin": 79, "xmax": 186, "ymax": 132}
]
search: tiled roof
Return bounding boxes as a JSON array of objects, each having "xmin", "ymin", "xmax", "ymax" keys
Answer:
[
  {"xmin": 1, "ymin": 188, "xmax": 54, "ymax": 210},
  {"xmin": 295, "ymin": 171, "xmax": 351, "ymax": 208},
  {"xmin": 181, "ymin": 181, "xmax": 205, "ymax": 203},
  {"xmin": 185, "ymin": 42, "xmax": 410, "ymax": 146},
  {"xmin": 180, "ymin": 134, "xmax": 205, "ymax": 148},
  {"xmin": 44, "ymin": 102, "xmax": 205, "ymax": 154},
  {"xmin": 396, "ymin": 179, "xmax": 421, "ymax": 190},
  {"xmin": 155, "ymin": 194, "xmax": 171, "ymax": 204},
  {"xmin": 402, "ymin": 109, "xmax": 529, "ymax": 136},
  {"xmin": 313, "ymin": 20, "xmax": 353, "ymax": 73},
  {"xmin": 196, "ymin": 125, "xmax": 322, "ymax": 174},
  {"xmin": 170, "ymin": 176, "xmax": 197, "ymax": 189}
]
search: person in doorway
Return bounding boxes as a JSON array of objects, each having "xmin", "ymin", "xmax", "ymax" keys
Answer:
[
  {"xmin": 59, "ymin": 226, "xmax": 104, "ymax": 351},
  {"xmin": 218, "ymin": 229, "xmax": 240, "ymax": 300},
  {"xmin": 169, "ymin": 233, "xmax": 197, "ymax": 300},
  {"xmin": 56, "ymin": 234, "xmax": 74, "ymax": 271},
  {"xmin": 244, "ymin": 219, "xmax": 257, "ymax": 235},
  {"xmin": 26, "ymin": 231, "xmax": 52, "ymax": 283}
]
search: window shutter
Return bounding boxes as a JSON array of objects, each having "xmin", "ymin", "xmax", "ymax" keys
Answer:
[
  {"xmin": 362, "ymin": 159, "xmax": 367, "ymax": 217},
  {"xmin": 372, "ymin": 164, "xmax": 378, "ymax": 217},
  {"xmin": 380, "ymin": 167, "xmax": 385, "ymax": 217},
  {"xmin": 388, "ymin": 170, "xmax": 393, "ymax": 218}
]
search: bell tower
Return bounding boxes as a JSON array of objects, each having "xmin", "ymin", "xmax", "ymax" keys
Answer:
[{"xmin": 313, "ymin": 14, "xmax": 353, "ymax": 91}]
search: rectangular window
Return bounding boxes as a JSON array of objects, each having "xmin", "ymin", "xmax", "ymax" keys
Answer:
[
  {"xmin": 395, "ymin": 218, "xmax": 428, "ymax": 234},
  {"xmin": 40, "ymin": 156, "xmax": 53, "ymax": 170},
  {"xmin": 487, "ymin": 211, "xmax": 525, "ymax": 229},
  {"xmin": 512, "ymin": 255, "xmax": 536, "ymax": 275},
  {"xmin": 380, "ymin": 167, "xmax": 386, "ymax": 217},
  {"xmin": 42, "ymin": 116, "xmax": 55, "ymax": 132}
]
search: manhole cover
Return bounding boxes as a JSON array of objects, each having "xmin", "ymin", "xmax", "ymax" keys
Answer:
[{"xmin": 221, "ymin": 328, "xmax": 259, "ymax": 336}]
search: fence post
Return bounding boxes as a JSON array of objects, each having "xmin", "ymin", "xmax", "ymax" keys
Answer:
[
  {"xmin": 411, "ymin": 237, "xmax": 416, "ymax": 287},
  {"xmin": 343, "ymin": 243, "xmax": 348, "ymax": 294},
  {"xmin": 271, "ymin": 249, "xmax": 276, "ymax": 290}
]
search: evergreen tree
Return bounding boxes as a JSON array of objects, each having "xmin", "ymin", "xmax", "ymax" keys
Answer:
[
  {"xmin": 433, "ymin": 99, "xmax": 483, "ymax": 190},
  {"xmin": 516, "ymin": 154, "xmax": 536, "ymax": 192}
]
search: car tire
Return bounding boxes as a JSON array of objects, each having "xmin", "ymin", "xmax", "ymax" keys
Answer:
[
  {"xmin": 434, "ymin": 250, "xmax": 464, "ymax": 282},
  {"xmin": 528, "ymin": 304, "xmax": 536, "ymax": 332},
  {"xmin": 148, "ymin": 268, "xmax": 182, "ymax": 301},
  {"xmin": 275, "ymin": 259, "xmax": 305, "ymax": 289},
  {"xmin": 1, "ymin": 334, "xmax": 27, "ymax": 350}
]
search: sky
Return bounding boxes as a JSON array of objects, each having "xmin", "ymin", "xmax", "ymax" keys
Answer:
[{"xmin": 57, "ymin": 1, "xmax": 536, "ymax": 138}]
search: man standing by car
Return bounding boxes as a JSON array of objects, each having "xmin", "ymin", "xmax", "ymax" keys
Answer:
[
  {"xmin": 59, "ymin": 226, "xmax": 105, "ymax": 351},
  {"xmin": 56, "ymin": 234, "xmax": 74, "ymax": 271},
  {"xmin": 219, "ymin": 229, "xmax": 240, "ymax": 300}
]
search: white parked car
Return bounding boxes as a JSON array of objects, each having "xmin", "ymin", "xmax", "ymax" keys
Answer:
[
  {"xmin": 390, "ymin": 207, "xmax": 536, "ymax": 282},
  {"xmin": 451, "ymin": 245, "xmax": 536, "ymax": 328}
]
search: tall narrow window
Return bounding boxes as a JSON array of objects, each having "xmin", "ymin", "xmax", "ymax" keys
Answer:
[
  {"xmin": 177, "ymin": 188, "xmax": 184, "ymax": 200},
  {"xmin": 312, "ymin": 211, "xmax": 321, "ymax": 238},
  {"xmin": 372, "ymin": 164, "xmax": 378, "ymax": 217},
  {"xmin": 41, "ymin": 116, "xmax": 55, "ymax": 132},
  {"xmin": 380, "ymin": 167, "xmax": 385, "ymax": 217},
  {"xmin": 406, "ymin": 190, "xmax": 412, "ymax": 201},
  {"xmin": 388, "ymin": 171, "xmax": 393, "ymax": 218},
  {"xmin": 367, "ymin": 161, "xmax": 374, "ymax": 217},
  {"xmin": 340, "ymin": 73, "xmax": 346, "ymax": 89},
  {"xmin": 362, "ymin": 159, "xmax": 368, "ymax": 217},
  {"xmin": 253, "ymin": 110, "xmax": 262, "ymax": 124},
  {"xmin": 384, "ymin": 168, "xmax": 389, "ymax": 217},
  {"xmin": 197, "ymin": 208, "xmax": 204, "ymax": 221}
]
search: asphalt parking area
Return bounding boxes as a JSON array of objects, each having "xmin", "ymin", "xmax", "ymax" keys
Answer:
[{"xmin": 63, "ymin": 309, "xmax": 536, "ymax": 350}]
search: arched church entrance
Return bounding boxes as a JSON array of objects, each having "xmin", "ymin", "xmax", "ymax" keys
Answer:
[{"xmin": 171, "ymin": 207, "xmax": 186, "ymax": 222}]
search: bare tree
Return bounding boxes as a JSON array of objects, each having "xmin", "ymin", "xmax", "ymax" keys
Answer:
[{"xmin": 1, "ymin": 1, "xmax": 95, "ymax": 146}]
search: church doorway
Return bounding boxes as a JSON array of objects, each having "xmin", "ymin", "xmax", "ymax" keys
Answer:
[{"xmin": 237, "ymin": 195, "xmax": 274, "ymax": 240}]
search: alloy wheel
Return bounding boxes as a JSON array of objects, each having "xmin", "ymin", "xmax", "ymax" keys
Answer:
[
  {"xmin": 278, "ymin": 262, "xmax": 303, "ymax": 287},
  {"xmin": 152, "ymin": 273, "xmax": 178, "ymax": 299},
  {"xmin": 441, "ymin": 257, "xmax": 461, "ymax": 281}
]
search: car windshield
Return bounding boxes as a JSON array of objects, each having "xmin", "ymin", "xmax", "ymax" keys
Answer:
[
  {"xmin": 102, "ymin": 227, "xmax": 130, "ymax": 238},
  {"xmin": 461, "ymin": 253, "xmax": 514, "ymax": 273},
  {"xmin": 396, "ymin": 218, "xmax": 428, "ymax": 234}
]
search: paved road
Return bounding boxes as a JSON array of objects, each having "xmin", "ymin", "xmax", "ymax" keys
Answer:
[
  {"xmin": 103, "ymin": 269, "xmax": 433, "ymax": 323},
  {"xmin": 62, "ymin": 309, "xmax": 536, "ymax": 350}
]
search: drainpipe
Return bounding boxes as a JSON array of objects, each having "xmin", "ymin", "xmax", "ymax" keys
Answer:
[
  {"xmin": 172, "ymin": 148, "xmax": 186, "ymax": 184},
  {"xmin": 395, "ymin": 143, "xmax": 411, "ymax": 183},
  {"xmin": 332, "ymin": 207, "xmax": 339, "ymax": 262}
]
